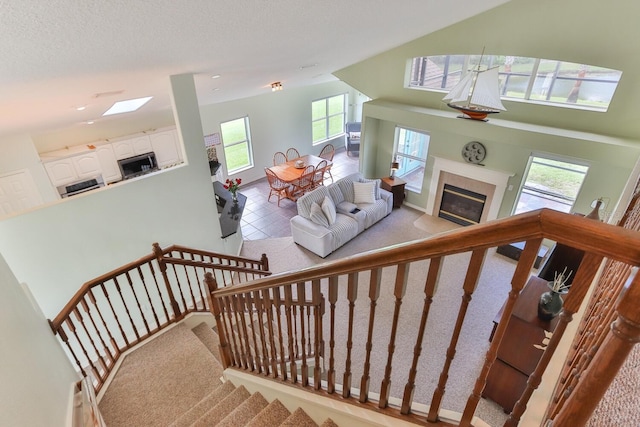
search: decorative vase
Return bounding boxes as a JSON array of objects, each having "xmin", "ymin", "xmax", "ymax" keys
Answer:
[
  {"xmin": 232, "ymin": 192, "xmax": 238, "ymax": 203},
  {"xmin": 538, "ymin": 286, "xmax": 565, "ymax": 321}
]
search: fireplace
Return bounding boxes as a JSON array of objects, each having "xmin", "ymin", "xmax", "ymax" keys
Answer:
[
  {"xmin": 426, "ymin": 156, "xmax": 514, "ymax": 224},
  {"xmin": 439, "ymin": 184, "xmax": 487, "ymax": 226}
]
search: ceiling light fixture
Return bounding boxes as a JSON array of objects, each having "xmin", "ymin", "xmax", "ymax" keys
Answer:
[
  {"xmin": 75, "ymin": 105, "xmax": 87, "ymax": 111},
  {"xmin": 211, "ymin": 74, "xmax": 221, "ymax": 79},
  {"xmin": 102, "ymin": 96, "xmax": 153, "ymax": 116},
  {"xmin": 271, "ymin": 82, "xmax": 283, "ymax": 92}
]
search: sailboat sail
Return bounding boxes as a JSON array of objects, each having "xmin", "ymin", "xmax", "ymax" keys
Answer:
[
  {"xmin": 469, "ymin": 67, "xmax": 506, "ymax": 111},
  {"xmin": 442, "ymin": 66, "xmax": 506, "ymax": 119},
  {"xmin": 442, "ymin": 72, "xmax": 474, "ymax": 104}
]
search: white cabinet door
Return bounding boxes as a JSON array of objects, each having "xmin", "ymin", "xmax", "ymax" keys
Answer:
[
  {"xmin": 44, "ymin": 158, "xmax": 78, "ymax": 187},
  {"xmin": 71, "ymin": 152, "xmax": 101, "ymax": 178},
  {"xmin": 131, "ymin": 135, "xmax": 152, "ymax": 154},
  {"xmin": 112, "ymin": 135, "xmax": 153, "ymax": 159},
  {"xmin": 96, "ymin": 145, "xmax": 122, "ymax": 183},
  {"xmin": 0, "ymin": 170, "xmax": 43, "ymax": 218},
  {"xmin": 150, "ymin": 130, "xmax": 182, "ymax": 167},
  {"xmin": 111, "ymin": 140, "xmax": 135, "ymax": 160}
]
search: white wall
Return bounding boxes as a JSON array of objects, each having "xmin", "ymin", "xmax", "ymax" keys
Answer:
[{"xmin": 0, "ymin": 252, "xmax": 78, "ymax": 427}]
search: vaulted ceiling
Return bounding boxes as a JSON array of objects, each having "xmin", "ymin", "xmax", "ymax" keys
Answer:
[{"xmin": 0, "ymin": 0, "xmax": 509, "ymax": 140}]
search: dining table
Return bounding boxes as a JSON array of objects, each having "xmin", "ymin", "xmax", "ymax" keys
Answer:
[{"xmin": 268, "ymin": 154, "xmax": 332, "ymax": 184}]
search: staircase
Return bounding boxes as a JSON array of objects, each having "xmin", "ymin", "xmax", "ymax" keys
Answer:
[{"xmin": 98, "ymin": 321, "xmax": 338, "ymax": 427}]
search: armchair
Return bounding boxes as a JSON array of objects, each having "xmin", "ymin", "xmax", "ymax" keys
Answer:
[{"xmin": 345, "ymin": 122, "xmax": 361, "ymax": 156}]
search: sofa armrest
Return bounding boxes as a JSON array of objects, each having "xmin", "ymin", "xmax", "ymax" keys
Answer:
[{"xmin": 379, "ymin": 188, "xmax": 393, "ymax": 214}]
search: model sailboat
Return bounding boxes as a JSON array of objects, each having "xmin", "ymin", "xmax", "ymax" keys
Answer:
[{"xmin": 443, "ymin": 66, "xmax": 506, "ymax": 121}]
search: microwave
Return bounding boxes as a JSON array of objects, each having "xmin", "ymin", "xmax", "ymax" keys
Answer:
[{"xmin": 117, "ymin": 152, "xmax": 158, "ymax": 180}]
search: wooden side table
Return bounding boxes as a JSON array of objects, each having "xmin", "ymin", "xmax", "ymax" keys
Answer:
[
  {"xmin": 482, "ymin": 276, "xmax": 559, "ymax": 412},
  {"xmin": 380, "ymin": 177, "xmax": 406, "ymax": 208}
]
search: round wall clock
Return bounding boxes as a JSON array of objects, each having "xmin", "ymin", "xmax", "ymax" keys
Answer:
[{"xmin": 461, "ymin": 141, "xmax": 486, "ymax": 164}]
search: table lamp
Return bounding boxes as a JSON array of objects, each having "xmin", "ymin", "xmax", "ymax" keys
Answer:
[{"xmin": 390, "ymin": 161, "xmax": 400, "ymax": 179}]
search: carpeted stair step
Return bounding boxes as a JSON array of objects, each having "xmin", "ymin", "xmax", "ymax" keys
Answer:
[
  {"xmin": 191, "ymin": 384, "xmax": 251, "ymax": 426},
  {"xmin": 280, "ymin": 407, "xmax": 319, "ymax": 427},
  {"xmin": 320, "ymin": 418, "xmax": 339, "ymax": 427},
  {"xmin": 245, "ymin": 399, "xmax": 291, "ymax": 427},
  {"xmin": 169, "ymin": 380, "xmax": 236, "ymax": 427},
  {"xmin": 216, "ymin": 391, "xmax": 268, "ymax": 427},
  {"xmin": 191, "ymin": 322, "xmax": 222, "ymax": 363}
]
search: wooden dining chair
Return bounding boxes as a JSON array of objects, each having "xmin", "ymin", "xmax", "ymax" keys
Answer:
[
  {"xmin": 318, "ymin": 143, "xmax": 335, "ymax": 182},
  {"xmin": 265, "ymin": 168, "xmax": 292, "ymax": 206},
  {"xmin": 312, "ymin": 159, "xmax": 328, "ymax": 188},
  {"xmin": 290, "ymin": 165, "xmax": 315, "ymax": 200},
  {"xmin": 286, "ymin": 147, "xmax": 300, "ymax": 161},
  {"xmin": 273, "ymin": 151, "xmax": 287, "ymax": 166}
]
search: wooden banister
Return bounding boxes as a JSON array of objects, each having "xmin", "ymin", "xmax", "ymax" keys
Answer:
[
  {"xmin": 48, "ymin": 243, "xmax": 270, "ymax": 392},
  {"xmin": 48, "ymin": 208, "xmax": 640, "ymax": 424},
  {"xmin": 210, "ymin": 209, "xmax": 640, "ymax": 426}
]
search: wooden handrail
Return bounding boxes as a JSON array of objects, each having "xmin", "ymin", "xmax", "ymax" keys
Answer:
[
  {"xmin": 48, "ymin": 243, "xmax": 270, "ymax": 393},
  {"xmin": 213, "ymin": 209, "xmax": 640, "ymax": 299},
  {"xmin": 210, "ymin": 209, "xmax": 640, "ymax": 426}
]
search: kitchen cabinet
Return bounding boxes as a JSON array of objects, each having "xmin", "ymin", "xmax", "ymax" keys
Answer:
[
  {"xmin": 149, "ymin": 129, "xmax": 182, "ymax": 167},
  {"xmin": 95, "ymin": 144, "xmax": 122, "ymax": 183},
  {"xmin": 44, "ymin": 152, "xmax": 100, "ymax": 187},
  {"xmin": 71, "ymin": 152, "xmax": 101, "ymax": 178},
  {"xmin": 111, "ymin": 135, "xmax": 153, "ymax": 160}
]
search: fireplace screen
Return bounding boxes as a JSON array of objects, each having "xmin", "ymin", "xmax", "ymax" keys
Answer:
[{"xmin": 439, "ymin": 184, "xmax": 487, "ymax": 226}]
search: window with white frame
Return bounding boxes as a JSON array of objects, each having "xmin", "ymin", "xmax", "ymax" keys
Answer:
[
  {"xmin": 220, "ymin": 116, "xmax": 254, "ymax": 174},
  {"xmin": 513, "ymin": 155, "xmax": 589, "ymax": 215},
  {"xmin": 408, "ymin": 54, "xmax": 622, "ymax": 112},
  {"xmin": 312, "ymin": 94, "xmax": 346, "ymax": 144},
  {"xmin": 394, "ymin": 127, "xmax": 430, "ymax": 193}
]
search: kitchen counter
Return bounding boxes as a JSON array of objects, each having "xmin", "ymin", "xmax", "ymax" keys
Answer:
[{"xmin": 213, "ymin": 181, "xmax": 245, "ymax": 238}]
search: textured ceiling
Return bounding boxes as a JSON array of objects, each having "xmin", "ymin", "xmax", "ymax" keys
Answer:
[{"xmin": 0, "ymin": 0, "xmax": 509, "ymax": 138}]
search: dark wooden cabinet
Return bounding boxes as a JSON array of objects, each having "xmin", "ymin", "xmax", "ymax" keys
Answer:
[
  {"xmin": 380, "ymin": 177, "xmax": 405, "ymax": 208},
  {"xmin": 483, "ymin": 276, "xmax": 559, "ymax": 412}
]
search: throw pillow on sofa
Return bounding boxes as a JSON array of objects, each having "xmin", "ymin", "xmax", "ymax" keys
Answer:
[
  {"xmin": 321, "ymin": 196, "xmax": 337, "ymax": 225},
  {"xmin": 310, "ymin": 202, "xmax": 330, "ymax": 227},
  {"xmin": 353, "ymin": 181, "xmax": 376, "ymax": 204},
  {"xmin": 359, "ymin": 178, "xmax": 381, "ymax": 199}
]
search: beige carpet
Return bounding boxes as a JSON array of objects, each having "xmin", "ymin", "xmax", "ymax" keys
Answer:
[
  {"xmin": 413, "ymin": 212, "xmax": 464, "ymax": 235},
  {"xmin": 98, "ymin": 323, "xmax": 224, "ymax": 427},
  {"xmin": 241, "ymin": 207, "xmax": 513, "ymax": 425},
  {"xmin": 587, "ymin": 343, "xmax": 640, "ymax": 426}
]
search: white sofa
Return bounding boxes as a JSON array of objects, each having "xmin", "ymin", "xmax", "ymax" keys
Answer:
[{"xmin": 290, "ymin": 172, "xmax": 393, "ymax": 257}]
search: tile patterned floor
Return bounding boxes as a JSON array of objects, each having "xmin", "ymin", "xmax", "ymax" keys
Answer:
[{"xmin": 240, "ymin": 149, "xmax": 359, "ymax": 240}]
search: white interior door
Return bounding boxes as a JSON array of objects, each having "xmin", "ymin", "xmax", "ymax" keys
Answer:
[{"xmin": 0, "ymin": 170, "xmax": 43, "ymax": 218}]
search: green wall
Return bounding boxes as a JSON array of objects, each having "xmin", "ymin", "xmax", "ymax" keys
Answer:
[
  {"xmin": 335, "ymin": 0, "xmax": 640, "ymax": 140},
  {"xmin": 362, "ymin": 101, "xmax": 638, "ymax": 218},
  {"xmin": 335, "ymin": 0, "xmax": 640, "ymax": 218}
]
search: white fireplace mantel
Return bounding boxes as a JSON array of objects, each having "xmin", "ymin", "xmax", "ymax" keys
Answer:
[{"xmin": 426, "ymin": 156, "xmax": 515, "ymax": 222}]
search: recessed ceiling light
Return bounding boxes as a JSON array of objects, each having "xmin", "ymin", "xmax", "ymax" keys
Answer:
[
  {"xmin": 86, "ymin": 121, "xmax": 95, "ymax": 125},
  {"xmin": 299, "ymin": 63, "xmax": 318, "ymax": 70},
  {"xmin": 211, "ymin": 74, "xmax": 221, "ymax": 79},
  {"xmin": 212, "ymin": 88, "xmax": 220, "ymax": 92},
  {"xmin": 75, "ymin": 105, "xmax": 87, "ymax": 111},
  {"xmin": 102, "ymin": 96, "xmax": 153, "ymax": 116}
]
